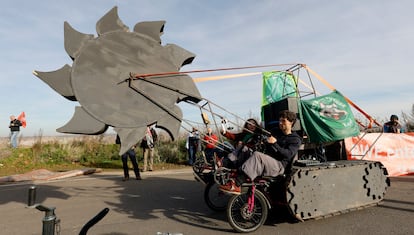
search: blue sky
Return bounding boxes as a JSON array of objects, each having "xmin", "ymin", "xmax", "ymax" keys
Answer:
[{"xmin": 1, "ymin": 0, "xmax": 413, "ymax": 137}]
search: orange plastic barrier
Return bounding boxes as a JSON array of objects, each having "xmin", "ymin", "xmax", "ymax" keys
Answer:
[{"xmin": 345, "ymin": 132, "xmax": 414, "ymax": 176}]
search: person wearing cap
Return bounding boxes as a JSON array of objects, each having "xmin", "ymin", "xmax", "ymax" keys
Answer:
[{"xmin": 383, "ymin": 115, "xmax": 402, "ymax": 133}]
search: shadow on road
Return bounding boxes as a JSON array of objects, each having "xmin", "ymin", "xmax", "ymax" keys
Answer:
[
  {"xmin": 2, "ymin": 173, "xmax": 414, "ymax": 234},
  {"xmin": 0, "ymin": 183, "xmax": 71, "ymax": 206},
  {"xmin": 102, "ymin": 174, "xmax": 234, "ymax": 232}
]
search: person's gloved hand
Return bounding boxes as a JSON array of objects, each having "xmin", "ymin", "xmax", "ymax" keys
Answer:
[{"xmin": 221, "ymin": 118, "xmax": 227, "ymax": 134}]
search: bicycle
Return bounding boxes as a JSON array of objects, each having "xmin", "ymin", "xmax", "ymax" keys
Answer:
[{"xmin": 192, "ymin": 146, "xmax": 234, "ymax": 212}]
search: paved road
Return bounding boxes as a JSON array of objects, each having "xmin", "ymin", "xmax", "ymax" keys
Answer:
[{"xmin": 0, "ymin": 168, "xmax": 413, "ymax": 235}]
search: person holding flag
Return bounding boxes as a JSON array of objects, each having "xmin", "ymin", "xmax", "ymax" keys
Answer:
[
  {"xmin": 17, "ymin": 111, "xmax": 26, "ymax": 128},
  {"xmin": 9, "ymin": 115, "xmax": 22, "ymax": 148}
]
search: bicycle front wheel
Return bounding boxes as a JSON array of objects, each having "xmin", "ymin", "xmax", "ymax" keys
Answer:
[{"xmin": 227, "ymin": 190, "xmax": 268, "ymax": 233}]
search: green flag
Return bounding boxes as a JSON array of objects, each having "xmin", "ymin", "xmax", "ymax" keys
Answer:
[
  {"xmin": 262, "ymin": 71, "xmax": 297, "ymax": 106},
  {"xmin": 300, "ymin": 90, "xmax": 360, "ymax": 143}
]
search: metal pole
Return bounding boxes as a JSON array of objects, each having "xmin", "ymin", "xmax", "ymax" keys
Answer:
[
  {"xmin": 28, "ymin": 185, "xmax": 36, "ymax": 207},
  {"xmin": 42, "ymin": 207, "xmax": 57, "ymax": 235}
]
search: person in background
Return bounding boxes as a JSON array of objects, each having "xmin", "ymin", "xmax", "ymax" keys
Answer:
[
  {"xmin": 383, "ymin": 114, "xmax": 402, "ymax": 133},
  {"xmin": 9, "ymin": 115, "xmax": 22, "ymax": 148},
  {"xmin": 186, "ymin": 127, "xmax": 200, "ymax": 166},
  {"xmin": 116, "ymin": 135, "xmax": 142, "ymax": 181},
  {"xmin": 141, "ymin": 126, "xmax": 157, "ymax": 171},
  {"xmin": 203, "ymin": 127, "xmax": 218, "ymax": 163}
]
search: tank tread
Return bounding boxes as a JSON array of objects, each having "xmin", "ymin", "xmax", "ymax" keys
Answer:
[
  {"xmin": 286, "ymin": 160, "xmax": 390, "ymax": 220},
  {"xmin": 312, "ymin": 202, "xmax": 379, "ymax": 220}
]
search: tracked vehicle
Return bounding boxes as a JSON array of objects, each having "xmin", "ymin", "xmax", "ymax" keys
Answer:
[
  {"xmin": 191, "ymin": 92, "xmax": 389, "ymax": 232},
  {"xmin": 190, "ymin": 66, "xmax": 390, "ymax": 232},
  {"xmin": 222, "ymin": 159, "xmax": 389, "ymax": 232},
  {"xmin": 34, "ymin": 6, "xmax": 390, "ymax": 233}
]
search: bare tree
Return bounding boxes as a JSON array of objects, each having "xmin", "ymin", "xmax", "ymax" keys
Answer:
[{"xmin": 401, "ymin": 104, "xmax": 414, "ymax": 132}]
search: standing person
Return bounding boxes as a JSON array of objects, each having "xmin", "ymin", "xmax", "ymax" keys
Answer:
[
  {"xmin": 186, "ymin": 127, "xmax": 200, "ymax": 166},
  {"xmin": 219, "ymin": 110, "xmax": 302, "ymax": 195},
  {"xmin": 140, "ymin": 126, "xmax": 156, "ymax": 172},
  {"xmin": 383, "ymin": 114, "xmax": 402, "ymax": 133},
  {"xmin": 203, "ymin": 127, "xmax": 218, "ymax": 163},
  {"xmin": 116, "ymin": 135, "xmax": 142, "ymax": 181},
  {"xmin": 9, "ymin": 115, "xmax": 22, "ymax": 148},
  {"xmin": 150, "ymin": 126, "xmax": 159, "ymax": 163}
]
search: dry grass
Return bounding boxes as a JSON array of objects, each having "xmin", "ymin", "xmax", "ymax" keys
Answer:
[{"xmin": 0, "ymin": 135, "xmax": 188, "ymax": 177}]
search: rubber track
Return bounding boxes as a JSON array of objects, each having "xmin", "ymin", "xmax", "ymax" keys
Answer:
[{"xmin": 286, "ymin": 160, "xmax": 390, "ymax": 220}]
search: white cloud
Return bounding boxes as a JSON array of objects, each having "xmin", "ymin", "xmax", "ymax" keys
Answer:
[{"xmin": 1, "ymin": 0, "xmax": 413, "ymax": 137}]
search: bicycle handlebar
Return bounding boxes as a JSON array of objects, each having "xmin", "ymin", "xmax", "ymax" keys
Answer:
[{"xmin": 79, "ymin": 208, "xmax": 110, "ymax": 235}]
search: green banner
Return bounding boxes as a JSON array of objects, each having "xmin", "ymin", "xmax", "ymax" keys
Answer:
[
  {"xmin": 262, "ymin": 71, "xmax": 297, "ymax": 106},
  {"xmin": 300, "ymin": 90, "xmax": 360, "ymax": 143}
]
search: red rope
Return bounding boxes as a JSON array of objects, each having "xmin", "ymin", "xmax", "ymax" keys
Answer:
[
  {"xmin": 132, "ymin": 63, "xmax": 381, "ymax": 127},
  {"xmin": 133, "ymin": 63, "xmax": 298, "ymax": 78}
]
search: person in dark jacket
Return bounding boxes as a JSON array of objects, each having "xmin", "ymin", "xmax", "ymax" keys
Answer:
[
  {"xmin": 186, "ymin": 127, "xmax": 201, "ymax": 166},
  {"xmin": 219, "ymin": 110, "xmax": 302, "ymax": 195},
  {"xmin": 9, "ymin": 115, "xmax": 22, "ymax": 148},
  {"xmin": 383, "ymin": 114, "xmax": 402, "ymax": 133}
]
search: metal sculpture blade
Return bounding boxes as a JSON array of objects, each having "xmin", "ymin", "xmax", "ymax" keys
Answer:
[
  {"xmin": 33, "ymin": 64, "xmax": 76, "ymax": 101},
  {"xmin": 57, "ymin": 106, "xmax": 108, "ymax": 134},
  {"xmin": 134, "ymin": 21, "xmax": 166, "ymax": 44},
  {"xmin": 34, "ymin": 6, "xmax": 202, "ymax": 155},
  {"xmin": 96, "ymin": 6, "xmax": 129, "ymax": 35},
  {"xmin": 64, "ymin": 22, "xmax": 94, "ymax": 60}
]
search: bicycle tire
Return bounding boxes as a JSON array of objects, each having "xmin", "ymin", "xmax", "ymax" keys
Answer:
[
  {"xmin": 204, "ymin": 182, "xmax": 231, "ymax": 211},
  {"xmin": 227, "ymin": 190, "xmax": 268, "ymax": 233}
]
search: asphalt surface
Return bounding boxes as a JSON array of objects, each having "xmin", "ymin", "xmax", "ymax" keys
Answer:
[{"xmin": 0, "ymin": 168, "xmax": 413, "ymax": 235}]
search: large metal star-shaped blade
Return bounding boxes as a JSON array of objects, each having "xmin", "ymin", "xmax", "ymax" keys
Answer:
[{"xmin": 34, "ymin": 6, "xmax": 201, "ymax": 154}]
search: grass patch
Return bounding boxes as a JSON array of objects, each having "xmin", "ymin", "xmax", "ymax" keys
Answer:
[{"xmin": 0, "ymin": 135, "xmax": 189, "ymax": 177}]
